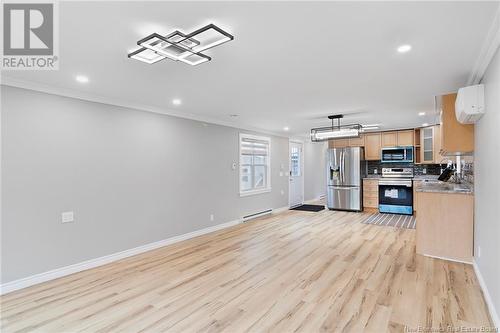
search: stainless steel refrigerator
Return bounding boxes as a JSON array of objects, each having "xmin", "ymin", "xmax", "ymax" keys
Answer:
[{"xmin": 326, "ymin": 147, "xmax": 365, "ymax": 211}]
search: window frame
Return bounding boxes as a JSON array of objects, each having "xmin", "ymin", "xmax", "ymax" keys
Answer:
[{"xmin": 239, "ymin": 133, "xmax": 272, "ymax": 197}]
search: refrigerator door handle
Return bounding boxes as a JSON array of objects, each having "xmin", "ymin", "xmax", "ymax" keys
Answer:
[
  {"xmin": 332, "ymin": 186, "xmax": 360, "ymax": 190},
  {"xmin": 342, "ymin": 150, "xmax": 346, "ymax": 184},
  {"xmin": 339, "ymin": 150, "xmax": 343, "ymax": 185}
]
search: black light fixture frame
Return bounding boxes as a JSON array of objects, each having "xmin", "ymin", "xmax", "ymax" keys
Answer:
[
  {"xmin": 181, "ymin": 23, "xmax": 234, "ymax": 52},
  {"xmin": 136, "ymin": 32, "xmax": 211, "ymax": 63},
  {"xmin": 310, "ymin": 114, "xmax": 362, "ymax": 142},
  {"xmin": 128, "ymin": 23, "xmax": 233, "ymax": 66}
]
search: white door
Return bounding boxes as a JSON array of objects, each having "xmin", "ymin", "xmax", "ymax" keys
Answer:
[{"xmin": 289, "ymin": 141, "xmax": 304, "ymax": 207}]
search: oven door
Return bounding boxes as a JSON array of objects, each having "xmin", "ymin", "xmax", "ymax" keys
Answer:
[{"xmin": 378, "ymin": 179, "xmax": 413, "ymax": 215}]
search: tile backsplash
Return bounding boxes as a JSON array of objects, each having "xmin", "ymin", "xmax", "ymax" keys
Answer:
[
  {"xmin": 366, "ymin": 161, "xmax": 443, "ymax": 176},
  {"xmin": 366, "ymin": 159, "xmax": 474, "ymax": 183}
]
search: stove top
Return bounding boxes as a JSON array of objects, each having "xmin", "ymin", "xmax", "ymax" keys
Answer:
[{"xmin": 381, "ymin": 167, "xmax": 414, "ymax": 178}]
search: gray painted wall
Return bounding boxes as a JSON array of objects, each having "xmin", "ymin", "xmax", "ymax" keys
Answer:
[
  {"xmin": 475, "ymin": 46, "xmax": 500, "ymax": 322},
  {"xmin": 1, "ymin": 86, "xmax": 289, "ymax": 283},
  {"xmin": 304, "ymin": 141, "xmax": 326, "ymax": 201}
]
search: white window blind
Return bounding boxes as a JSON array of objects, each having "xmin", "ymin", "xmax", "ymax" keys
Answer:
[{"xmin": 239, "ymin": 134, "xmax": 271, "ymax": 196}]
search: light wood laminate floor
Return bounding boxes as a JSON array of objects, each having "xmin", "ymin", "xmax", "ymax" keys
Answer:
[{"xmin": 0, "ymin": 209, "xmax": 494, "ymax": 332}]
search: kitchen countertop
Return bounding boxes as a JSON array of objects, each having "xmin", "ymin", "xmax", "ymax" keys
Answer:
[
  {"xmin": 363, "ymin": 175, "xmax": 473, "ymax": 194},
  {"xmin": 363, "ymin": 175, "xmax": 440, "ymax": 180},
  {"xmin": 416, "ymin": 180, "xmax": 474, "ymax": 195}
]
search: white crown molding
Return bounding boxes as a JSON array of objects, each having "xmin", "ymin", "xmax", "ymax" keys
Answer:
[
  {"xmin": 0, "ymin": 76, "xmax": 288, "ymax": 139},
  {"xmin": 468, "ymin": 4, "xmax": 500, "ymax": 85},
  {"xmin": 0, "ymin": 218, "xmax": 243, "ymax": 295},
  {"xmin": 473, "ymin": 259, "xmax": 500, "ymax": 329}
]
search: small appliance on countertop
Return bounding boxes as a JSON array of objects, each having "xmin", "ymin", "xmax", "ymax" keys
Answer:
[{"xmin": 378, "ymin": 167, "xmax": 414, "ymax": 215}]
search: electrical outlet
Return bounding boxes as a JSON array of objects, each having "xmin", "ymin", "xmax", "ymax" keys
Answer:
[
  {"xmin": 280, "ymin": 190, "xmax": 284, "ymax": 195},
  {"xmin": 423, "ymin": 168, "xmax": 427, "ymax": 174},
  {"xmin": 210, "ymin": 214, "xmax": 214, "ymax": 222},
  {"xmin": 279, "ymin": 171, "xmax": 283, "ymax": 177},
  {"xmin": 61, "ymin": 211, "xmax": 74, "ymax": 223},
  {"xmin": 477, "ymin": 246, "xmax": 481, "ymax": 258}
]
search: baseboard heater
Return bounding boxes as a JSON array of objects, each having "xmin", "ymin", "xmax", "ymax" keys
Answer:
[{"xmin": 242, "ymin": 209, "xmax": 273, "ymax": 222}]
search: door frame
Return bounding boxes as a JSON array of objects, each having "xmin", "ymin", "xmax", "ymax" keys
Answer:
[{"xmin": 288, "ymin": 139, "xmax": 305, "ymax": 208}]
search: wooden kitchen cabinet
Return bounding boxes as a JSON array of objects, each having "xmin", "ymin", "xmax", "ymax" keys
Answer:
[
  {"xmin": 416, "ymin": 191, "xmax": 473, "ymax": 263},
  {"xmin": 420, "ymin": 125, "xmax": 444, "ymax": 164},
  {"xmin": 381, "ymin": 132, "xmax": 397, "ymax": 147},
  {"xmin": 412, "ymin": 180, "xmax": 422, "ymax": 213},
  {"xmin": 348, "ymin": 135, "xmax": 365, "ymax": 147},
  {"xmin": 397, "ymin": 130, "xmax": 415, "ymax": 146},
  {"xmin": 328, "ymin": 135, "xmax": 365, "ymax": 148},
  {"xmin": 363, "ymin": 179, "xmax": 379, "ymax": 209},
  {"xmin": 328, "ymin": 139, "xmax": 349, "ymax": 148},
  {"xmin": 440, "ymin": 93, "xmax": 474, "ymax": 155},
  {"xmin": 364, "ymin": 133, "xmax": 381, "ymax": 160}
]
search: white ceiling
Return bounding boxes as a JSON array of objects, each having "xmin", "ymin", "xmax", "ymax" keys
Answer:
[{"xmin": 2, "ymin": 1, "xmax": 499, "ymax": 137}]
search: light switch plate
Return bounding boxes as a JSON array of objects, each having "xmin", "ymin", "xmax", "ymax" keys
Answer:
[{"xmin": 61, "ymin": 211, "xmax": 74, "ymax": 223}]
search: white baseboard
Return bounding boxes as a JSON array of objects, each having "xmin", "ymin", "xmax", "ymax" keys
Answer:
[
  {"xmin": 473, "ymin": 259, "xmax": 500, "ymax": 328},
  {"xmin": 421, "ymin": 253, "xmax": 472, "ymax": 265},
  {"xmin": 272, "ymin": 206, "xmax": 289, "ymax": 214},
  {"xmin": 304, "ymin": 195, "xmax": 326, "ymax": 204},
  {"xmin": 0, "ymin": 218, "xmax": 242, "ymax": 295}
]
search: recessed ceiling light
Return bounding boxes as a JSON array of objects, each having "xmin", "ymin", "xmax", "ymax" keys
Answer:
[
  {"xmin": 283, "ymin": 126, "xmax": 290, "ymax": 131},
  {"xmin": 75, "ymin": 75, "xmax": 89, "ymax": 83},
  {"xmin": 422, "ymin": 123, "xmax": 429, "ymax": 127},
  {"xmin": 172, "ymin": 99, "xmax": 182, "ymax": 106},
  {"xmin": 397, "ymin": 44, "xmax": 412, "ymax": 53},
  {"xmin": 418, "ymin": 112, "xmax": 426, "ymax": 116}
]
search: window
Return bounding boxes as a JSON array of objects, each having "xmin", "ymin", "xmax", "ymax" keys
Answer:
[
  {"xmin": 290, "ymin": 146, "xmax": 301, "ymax": 177},
  {"xmin": 239, "ymin": 133, "xmax": 271, "ymax": 196}
]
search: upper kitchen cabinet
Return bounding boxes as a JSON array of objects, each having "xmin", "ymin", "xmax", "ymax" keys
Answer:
[
  {"xmin": 421, "ymin": 126, "xmax": 435, "ymax": 163},
  {"xmin": 397, "ymin": 130, "xmax": 415, "ymax": 146},
  {"xmin": 382, "ymin": 130, "xmax": 414, "ymax": 147},
  {"xmin": 364, "ymin": 133, "xmax": 381, "ymax": 160},
  {"xmin": 420, "ymin": 125, "xmax": 443, "ymax": 164},
  {"xmin": 440, "ymin": 93, "xmax": 474, "ymax": 155},
  {"xmin": 381, "ymin": 132, "xmax": 397, "ymax": 147},
  {"xmin": 348, "ymin": 135, "xmax": 365, "ymax": 147},
  {"xmin": 328, "ymin": 139, "xmax": 349, "ymax": 148},
  {"xmin": 328, "ymin": 135, "xmax": 365, "ymax": 148}
]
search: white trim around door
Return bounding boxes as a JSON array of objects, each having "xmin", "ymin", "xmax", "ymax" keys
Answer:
[{"xmin": 288, "ymin": 139, "xmax": 305, "ymax": 208}]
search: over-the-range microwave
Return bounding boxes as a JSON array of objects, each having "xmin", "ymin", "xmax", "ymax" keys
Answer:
[{"xmin": 381, "ymin": 146, "xmax": 414, "ymax": 163}]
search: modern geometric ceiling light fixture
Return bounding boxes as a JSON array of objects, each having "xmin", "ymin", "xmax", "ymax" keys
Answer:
[{"xmin": 128, "ymin": 24, "xmax": 234, "ymax": 66}]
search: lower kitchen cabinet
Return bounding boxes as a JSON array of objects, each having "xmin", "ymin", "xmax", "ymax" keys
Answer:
[
  {"xmin": 415, "ymin": 191, "xmax": 473, "ymax": 263},
  {"xmin": 363, "ymin": 179, "xmax": 379, "ymax": 209},
  {"xmin": 412, "ymin": 180, "xmax": 422, "ymax": 213}
]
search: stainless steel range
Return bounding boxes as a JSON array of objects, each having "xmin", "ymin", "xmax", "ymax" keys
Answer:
[{"xmin": 379, "ymin": 167, "xmax": 414, "ymax": 215}]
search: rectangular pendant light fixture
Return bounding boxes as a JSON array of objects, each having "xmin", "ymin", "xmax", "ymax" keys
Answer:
[
  {"xmin": 311, "ymin": 126, "xmax": 361, "ymax": 141},
  {"xmin": 128, "ymin": 23, "xmax": 233, "ymax": 66},
  {"xmin": 310, "ymin": 115, "xmax": 362, "ymax": 142}
]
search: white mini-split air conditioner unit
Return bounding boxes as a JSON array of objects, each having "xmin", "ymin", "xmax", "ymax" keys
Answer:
[{"xmin": 455, "ymin": 84, "xmax": 485, "ymax": 124}]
